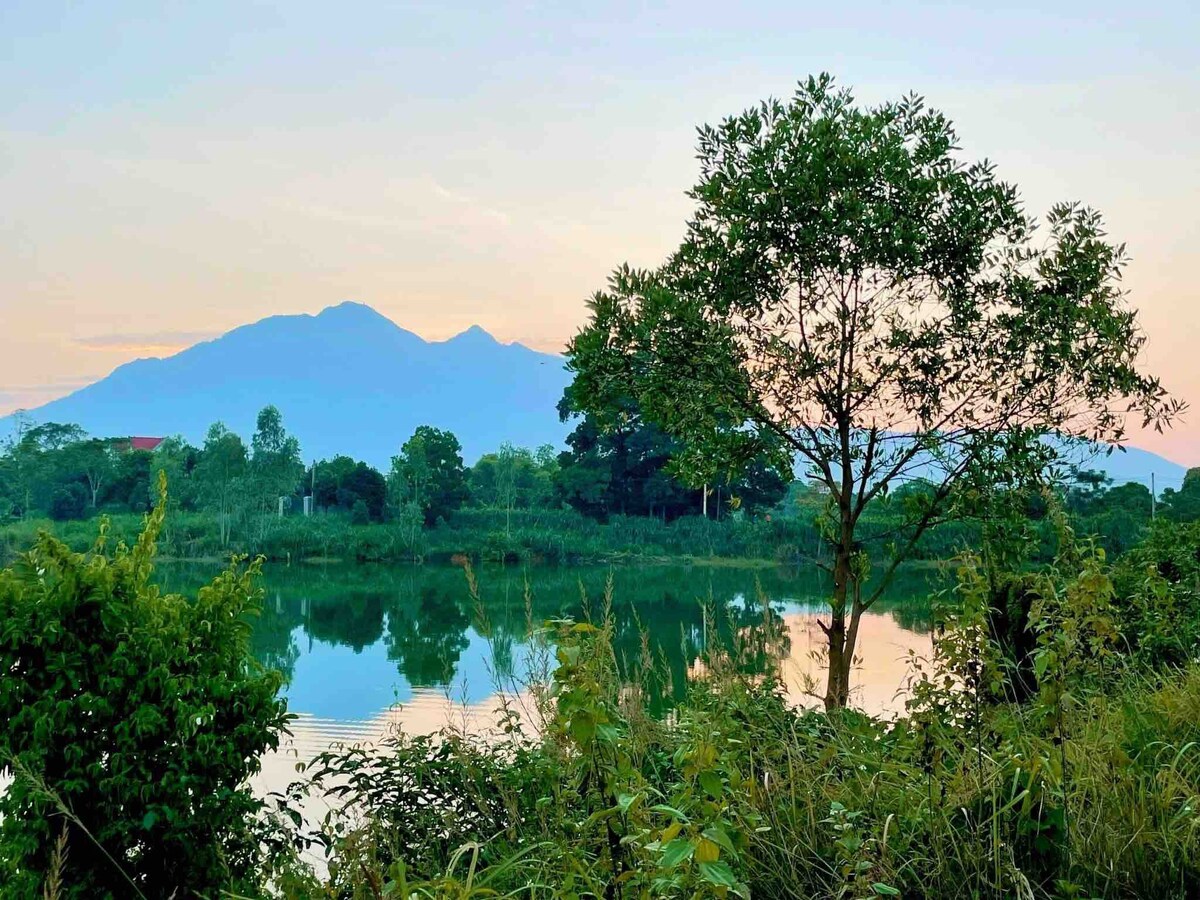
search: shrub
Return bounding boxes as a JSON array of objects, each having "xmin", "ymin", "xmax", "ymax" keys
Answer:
[
  {"xmin": 49, "ymin": 483, "xmax": 89, "ymax": 521},
  {"xmin": 0, "ymin": 477, "xmax": 291, "ymax": 899},
  {"xmin": 1113, "ymin": 520, "xmax": 1200, "ymax": 665}
]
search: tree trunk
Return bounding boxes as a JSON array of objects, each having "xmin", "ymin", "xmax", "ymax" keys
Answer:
[{"xmin": 824, "ymin": 541, "xmax": 853, "ymax": 709}]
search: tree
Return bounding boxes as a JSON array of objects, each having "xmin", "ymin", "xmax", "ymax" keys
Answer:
[
  {"xmin": 194, "ymin": 422, "xmax": 249, "ymax": 548},
  {"xmin": 342, "ymin": 462, "xmax": 388, "ymax": 522},
  {"xmin": 151, "ymin": 436, "xmax": 200, "ymax": 512},
  {"xmin": 569, "ymin": 75, "xmax": 1177, "ymax": 707},
  {"xmin": 308, "ymin": 456, "xmax": 387, "ymax": 521},
  {"xmin": 0, "ymin": 478, "xmax": 289, "ymax": 897},
  {"xmin": 310, "ymin": 455, "xmax": 359, "ymax": 510},
  {"xmin": 469, "ymin": 443, "xmax": 559, "ymax": 534},
  {"xmin": 49, "ymin": 483, "xmax": 88, "ymax": 521},
  {"xmin": 0, "ymin": 419, "xmax": 87, "ymax": 517},
  {"xmin": 556, "ymin": 390, "xmax": 785, "ymax": 521},
  {"xmin": 389, "ymin": 426, "xmax": 468, "ymax": 526},
  {"xmin": 492, "ymin": 443, "xmax": 521, "ymax": 535},
  {"xmin": 1161, "ymin": 467, "xmax": 1200, "ymax": 521},
  {"xmin": 65, "ymin": 438, "xmax": 117, "ymax": 509},
  {"xmin": 249, "ymin": 405, "xmax": 303, "ymax": 515}
]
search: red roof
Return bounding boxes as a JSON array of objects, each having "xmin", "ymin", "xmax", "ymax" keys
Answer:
[{"xmin": 129, "ymin": 436, "xmax": 163, "ymax": 451}]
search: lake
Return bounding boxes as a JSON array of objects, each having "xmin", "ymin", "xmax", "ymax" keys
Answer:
[{"xmin": 160, "ymin": 560, "xmax": 941, "ymax": 768}]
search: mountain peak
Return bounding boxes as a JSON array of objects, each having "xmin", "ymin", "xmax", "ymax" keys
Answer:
[
  {"xmin": 446, "ymin": 324, "xmax": 500, "ymax": 345},
  {"xmin": 316, "ymin": 301, "xmax": 393, "ymax": 324}
]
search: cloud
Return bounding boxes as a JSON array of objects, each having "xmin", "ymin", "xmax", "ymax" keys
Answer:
[
  {"xmin": 0, "ymin": 377, "xmax": 99, "ymax": 415},
  {"xmin": 427, "ymin": 178, "xmax": 513, "ymax": 227},
  {"xmin": 73, "ymin": 330, "xmax": 220, "ymax": 354}
]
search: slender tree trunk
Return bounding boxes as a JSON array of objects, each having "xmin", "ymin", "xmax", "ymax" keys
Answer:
[{"xmin": 825, "ymin": 541, "xmax": 853, "ymax": 709}]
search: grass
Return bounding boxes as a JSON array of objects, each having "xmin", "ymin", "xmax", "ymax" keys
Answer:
[
  {"xmin": 265, "ymin": 531, "xmax": 1200, "ymax": 899},
  {"xmin": 0, "ymin": 504, "xmax": 977, "ymax": 567}
]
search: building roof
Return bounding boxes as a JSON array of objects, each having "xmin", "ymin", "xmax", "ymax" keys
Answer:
[{"xmin": 128, "ymin": 436, "xmax": 163, "ymax": 451}]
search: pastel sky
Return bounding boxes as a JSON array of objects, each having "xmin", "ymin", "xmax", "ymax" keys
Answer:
[{"xmin": 3, "ymin": 1, "xmax": 1198, "ymax": 462}]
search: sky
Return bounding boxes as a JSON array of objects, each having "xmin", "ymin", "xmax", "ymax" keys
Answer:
[{"xmin": 2, "ymin": 1, "xmax": 1198, "ymax": 462}]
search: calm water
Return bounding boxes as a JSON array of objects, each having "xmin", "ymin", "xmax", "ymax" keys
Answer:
[
  {"xmin": 159, "ymin": 561, "xmax": 939, "ymax": 761},
  {"xmin": 0, "ymin": 562, "xmax": 941, "ymax": 852}
]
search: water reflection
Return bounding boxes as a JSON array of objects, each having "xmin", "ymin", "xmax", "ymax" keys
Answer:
[{"xmin": 162, "ymin": 561, "xmax": 938, "ymax": 727}]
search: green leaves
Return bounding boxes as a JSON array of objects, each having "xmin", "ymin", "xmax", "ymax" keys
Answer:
[
  {"xmin": 658, "ymin": 837, "xmax": 695, "ymax": 868},
  {"xmin": 569, "ymin": 72, "xmax": 1177, "ymax": 713},
  {"xmin": 0, "ymin": 496, "xmax": 290, "ymax": 897}
]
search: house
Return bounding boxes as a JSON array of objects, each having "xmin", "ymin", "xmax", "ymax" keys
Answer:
[{"xmin": 112, "ymin": 436, "xmax": 164, "ymax": 453}]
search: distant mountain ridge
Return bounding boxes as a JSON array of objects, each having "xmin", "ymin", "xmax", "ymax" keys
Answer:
[
  {"xmin": 0, "ymin": 302, "xmax": 573, "ymax": 466},
  {"xmin": 0, "ymin": 301, "xmax": 1189, "ymax": 488}
]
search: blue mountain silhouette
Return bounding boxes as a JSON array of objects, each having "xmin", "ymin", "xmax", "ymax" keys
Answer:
[
  {"xmin": 1, "ymin": 301, "xmax": 1188, "ymax": 488},
  {"xmin": 1, "ymin": 302, "xmax": 572, "ymax": 466}
]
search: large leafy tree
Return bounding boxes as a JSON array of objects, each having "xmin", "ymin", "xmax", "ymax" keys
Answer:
[
  {"xmin": 469, "ymin": 443, "xmax": 559, "ymax": 533},
  {"xmin": 151, "ymin": 436, "xmax": 200, "ymax": 512},
  {"xmin": 569, "ymin": 75, "xmax": 1177, "ymax": 707},
  {"xmin": 64, "ymin": 438, "xmax": 117, "ymax": 509},
  {"xmin": 1161, "ymin": 468, "xmax": 1200, "ymax": 522},
  {"xmin": 308, "ymin": 456, "xmax": 388, "ymax": 521},
  {"xmin": 249, "ymin": 405, "xmax": 303, "ymax": 515},
  {"xmin": 389, "ymin": 426, "xmax": 469, "ymax": 525},
  {"xmin": 556, "ymin": 391, "xmax": 788, "ymax": 522},
  {"xmin": 0, "ymin": 419, "xmax": 87, "ymax": 517},
  {"xmin": 194, "ymin": 422, "xmax": 249, "ymax": 548}
]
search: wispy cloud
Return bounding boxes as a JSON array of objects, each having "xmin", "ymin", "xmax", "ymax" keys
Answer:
[
  {"xmin": 0, "ymin": 377, "xmax": 99, "ymax": 415},
  {"xmin": 427, "ymin": 178, "xmax": 513, "ymax": 227},
  {"xmin": 73, "ymin": 330, "xmax": 219, "ymax": 354}
]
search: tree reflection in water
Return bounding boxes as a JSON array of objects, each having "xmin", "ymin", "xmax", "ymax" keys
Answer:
[{"xmin": 157, "ymin": 561, "xmax": 937, "ymax": 722}]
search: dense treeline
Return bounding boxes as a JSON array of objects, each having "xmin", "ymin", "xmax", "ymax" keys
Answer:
[
  {"xmin": 0, "ymin": 401, "xmax": 787, "ymax": 550},
  {"xmin": 2, "ymin": 405, "xmax": 1192, "ymax": 565}
]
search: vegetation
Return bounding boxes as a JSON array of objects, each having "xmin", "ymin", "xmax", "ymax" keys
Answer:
[
  {"xmin": 0, "ymin": 478, "xmax": 291, "ymax": 898},
  {"xmin": 0, "ymin": 73, "xmax": 1196, "ymax": 898},
  {"xmin": 297, "ymin": 553, "xmax": 1200, "ymax": 900},
  {"xmin": 567, "ymin": 74, "xmax": 1177, "ymax": 707},
  {"xmin": 0, "ymin": 413, "xmax": 1180, "ymax": 570},
  {"xmin": 3, "ymin": 497, "xmax": 1199, "ymax": 897}
]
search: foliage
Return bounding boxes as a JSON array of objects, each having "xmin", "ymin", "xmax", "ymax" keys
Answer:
[
  {"xmin": 280, "ymin": 522, "xmax": 1200, "ymax": 899},
  {"xmin": 0, "ymin": 476, "xmax": 292, "ymax": 898},
  {"xmin": 308, "ymin": 455, "xmax": 388, "ymax": 522},
  {"xmin": 468, "ymin": 443, "xmax": 558, "ymax": 534},
  {"xmin": 567, "ymin": 73, "xmax": 1178, "ymax": 706},
  {"xmin": 249, "ymin": 404, "xmax": 304, "ymax": 515},
  {"xmin": 1111, "ymin": 519, "xmax": 1200, "ymax": 666},
  {"xmin": 1160, "ymin": 467, "xmax": 1200, "ymax": 521},
  {"xmin": 390, "ymin": 426, "xmax": 470, "ymax": 525},
  {"xmin": 193, "ymin": 421, "xmax": 249, "ymax": 547},
  {"xmin": 556, "ymin": 391, "xmax": 787, "ymax": 522}
]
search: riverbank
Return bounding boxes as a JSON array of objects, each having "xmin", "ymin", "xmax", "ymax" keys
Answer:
[
  {"xmin": 4, "ymin": 499, "xmax": 1199, "ymax": 897},
  {"xmin": 0, "ymin": 505, "xmax": 972, "ymax": 568}
]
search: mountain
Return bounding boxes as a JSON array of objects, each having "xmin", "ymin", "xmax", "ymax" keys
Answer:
[
  {"xmin": 2, "ymin": 300, "xmax": 1189, "ymax": 488},
  {"xmin": 1053, "ymin": 440, "xmax": 1189, "ymax": 492},
  {"xmin": 1, "ymin": 302, "xmax": 573, "ymax": 466}
]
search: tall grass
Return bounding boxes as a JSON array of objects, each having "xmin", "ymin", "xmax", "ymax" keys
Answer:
[{"xmin": 275, "ymin": 544, "xmax": 1200, "ymax": 899}]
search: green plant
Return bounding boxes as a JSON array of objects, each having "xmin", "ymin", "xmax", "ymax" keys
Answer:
[{"xmin": 0, "ymin": 475, "xmax": 292, "ymax": 899}]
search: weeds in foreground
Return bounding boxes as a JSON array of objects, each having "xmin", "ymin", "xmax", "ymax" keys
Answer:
[
  {"xmin": 276, "ymin": 527, "xmax": 1200, "ymax": 899},
  {"xmin": 8, "ymin": 506, "xmax": 1200, "ymax": 898}
]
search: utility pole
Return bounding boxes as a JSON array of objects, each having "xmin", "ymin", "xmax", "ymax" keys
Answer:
[
  {"xmin": 1151, "ymin": 472, "xmax": 1156, "ymax": 520},
  {"xmin": 702, "ymin": 483, "xmax": 708, "ymax": 518},
  {"xmin": 304, "ymin": 461, "xmax": 316, "ymax": 517}
]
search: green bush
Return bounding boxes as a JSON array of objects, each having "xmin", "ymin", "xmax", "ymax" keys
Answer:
[
  {"xmin": 284, "ymin": 529, "xmax": 1200, "ymax": 899},
  {"xmin": 0, "ymin": 480, "xmax": 291, "ymax": 899},
  {"xmin": 1113, "ymin": 520, "xmax": 1200, "ymax": 665}
]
